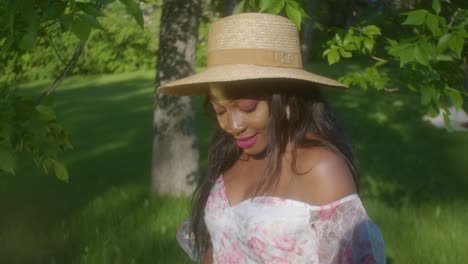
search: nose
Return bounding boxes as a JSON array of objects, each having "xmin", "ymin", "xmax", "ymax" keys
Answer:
[{"xmin": 223, "ymin": 111, "xmax": 246, "ymax": 136}]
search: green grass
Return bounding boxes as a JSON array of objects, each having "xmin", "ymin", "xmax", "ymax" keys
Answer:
[{"xmin": 1, "ymin": 68, "xmax": 467, "ymax": 263}]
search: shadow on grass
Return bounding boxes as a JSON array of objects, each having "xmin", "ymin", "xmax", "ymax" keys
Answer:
[
  {"xmin": 325, "ymin": 86, "xmax": 468, "ymax": 207},
  {"xmin": 4, "ymin": 73, "xmax": 154, "ymax": 209}
]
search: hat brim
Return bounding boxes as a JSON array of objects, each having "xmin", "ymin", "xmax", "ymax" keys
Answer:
[{"xmin": 157, "ymin": 64, "xmax": 346, "ymax": 96}]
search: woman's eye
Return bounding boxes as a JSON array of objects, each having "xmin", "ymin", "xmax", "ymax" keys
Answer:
[
  {"xmin": 238, "ymin": 100, "xmax": 258, "ymax": 112},
  {"xmin": 212, "ymin": 105, "xmax": 225, "ymax": 116}
]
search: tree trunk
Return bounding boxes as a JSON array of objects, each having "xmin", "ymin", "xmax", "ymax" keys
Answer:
[
  {"xmin": 223, "ymin": 0, "xmax": 237, "ymax": 16},
  {"xmin": 301, "ymin": 0, "xmax": 317, "ymax": 65},
  {"xmin": 152, "ymin": 0, "xmax": 202, "ymax": 196}
]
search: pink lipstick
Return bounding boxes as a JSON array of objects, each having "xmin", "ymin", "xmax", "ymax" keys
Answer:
[{"xmin": 236, "ymin": 134, "xmax": 258, "ymax": 149}]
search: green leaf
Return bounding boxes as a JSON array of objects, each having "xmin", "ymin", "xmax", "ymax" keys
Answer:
[
  {"xmin": 437, "ymin": 33, "xmax": 451, "ymax": 53},
  {"xmin": 285, "ymin": 3, "xmax": 302, "ymax": 29},
  {"xmin": 402, "ymin": 10, "xmax": 428, "ymax": 26},
  {"xmin": 448, "ymin": 33, "xmax": 463, "ymax": 58},
  {"xmin": 287, "ymin": 0, "xmax": 300, "ymax": 8},
  {"xmin": 71, "ymin": 16, "xmax": 92, "ymax": 41},
  {"xmin": 363, "ymin": 39, "xmax": 374, "ymax": 53},
  {"xmin": 426, "ymin": 104, "xmax": 439, "ymax": 117},
  {"xmin": 51, "ymin": 159, "xmax": 69, "ymax": 182},
  {"xmin": 334, "ymin": 34, "xmax": 343, "ymax": 45},
  {"xmin": 414, "ymin": 44, "xmax": 429, "ymax": 66},
  {"xmin": 18, "ymin": 9, "xmax": 39, "ymax": 51},
  {"xmin": 0, "ymin": 146, "xmax": 15, "ymax": 174},
  {"xmin": 343, "ymin": 33, "xmax": 353, "ymax": 46},
  {"xmin": 386, "ymin": 38, "xmax": 398, "ymax": 47},
  {"xmin": 260, "ymin": 0, "xmax": 272, "ymax": 11},
  {"xmin": 35, "ymin": 105, "xmax": 56, "ymax": 121},
  {"xmin": 79, "ymin": 13, "xmax": 106, "ymax": 31},
  {"xmin": 60, "ymin": 14, "xmax": 73, "ymax": 31},
  {"xmin": 443, "ymin": 112, "xmax": 453, "ymax": 131},
  {"xmin": 120, "ymin": 0, "xmax": 144, "ymax": 28},
  {"xmin": 388, "ymin": 43, "xmax": 415, "ymax": 66},
  {"xmin": 447, "ymin": 88, "xmax": 463, "ymax": 110},
  {"xmin": 233, "ymin": 0, "xmax": 245, "ymax": 14},
  {"xmin": 432, "ymin": 0, "xmax": 441, "ymax": 15},
  {"xmin": 438, "ymin": 16, "xmax": 447, "ymax": 30},
  {"xmin": 419, "ymin": 41, "xmax": 437, "ymax": 60},
  {"xmin": 76, "ymin": 2, "xmax": 105, "ymax": 17},
  {"xmin": 338, "ymin": 48, "xmax": 352, "ymax": 58},
  {"xmin": 326, "ymin": 49, "xmax": 340, "ymax": 65},
  {"xmin": 363, "ymin": 25, "xmax": 381, "ymax": 36},
  {"xmin": 426, "ymin": 14, "xmax": 440, "ymax": 37},
  {"xmin": 260, "ymin": 0, "xmax": 285, "ymax": 14},
  {"xmin": 420, "ymin": 86, "xmax": 435, "ymax": 105},
  {"xmin": 353, "ymin": 36, "xmax": 362, "ymax": 50},
  {"xmin": 43, "ymin": 1, "xmax": 67, "ymax": 21}
]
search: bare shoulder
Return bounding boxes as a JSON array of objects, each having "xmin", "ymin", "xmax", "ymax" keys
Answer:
[{"xmin": 291, "ymin": 147, "xmax": 357, "ymax": 206}]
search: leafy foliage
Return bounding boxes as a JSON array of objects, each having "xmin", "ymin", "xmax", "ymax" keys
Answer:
[
  {"xmin": 323, "ymin": 0, "xmax": 467, "ymax": 130},
  {"xmin": 233, "ymin": 0, "xmax": 308, "ymax": 29},
  {"xmin": 0, "ymin": 0, "xmax": 146, "ymax": 179}
]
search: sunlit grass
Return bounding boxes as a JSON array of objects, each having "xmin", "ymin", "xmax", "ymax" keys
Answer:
[{"xmin": 1, "ymin": 68, "xmax": 467, "ymax": 263}]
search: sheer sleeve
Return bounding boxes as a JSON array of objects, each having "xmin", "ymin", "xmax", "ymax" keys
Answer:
[
  {"xmin": 176, "ymin": 218, "xmax": 198, "ymax": 261},
  {"xmin": 309, "ymin": 196, "xmax": 386, "ymax": 264}
]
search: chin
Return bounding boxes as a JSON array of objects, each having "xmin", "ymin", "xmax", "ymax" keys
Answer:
[{"xmin": 243, "ymin": 144, "xmax": 268, "ymax": 157}]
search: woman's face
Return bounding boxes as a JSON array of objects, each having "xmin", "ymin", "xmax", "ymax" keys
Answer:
[{"xmin": 210, "ymin": 85, "xmax": 269, "ymax": 156}]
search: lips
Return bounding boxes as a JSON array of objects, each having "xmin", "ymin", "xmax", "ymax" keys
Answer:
[{"xmin": 236, "ymin": 134, "xmax": 258, "ymax": 149}]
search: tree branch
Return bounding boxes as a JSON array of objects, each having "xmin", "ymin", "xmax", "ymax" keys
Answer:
[{"xmin": 37, "ymin": 41, "xmax": 86, "ymax": 104}]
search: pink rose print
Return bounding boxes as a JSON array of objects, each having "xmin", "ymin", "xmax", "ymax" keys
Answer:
[
  {"xmin": 252, "ymin": 226, "xmax": 269, "ymax": 235},
  {"xmin": 218, "ymin": 185, "xmax": 228, "ymax": 201},
  {"xmin": 248, "ymin": 236, "xmax": 266, "ymax": 257},
  {"xmin": 206, "ymin": 191, "xmax": 216, "ymax": 208},
  {"xmin": 318, "ymin": 201, "xmax": 339, "ymax": 221},
  {"xmin": 220, "ymin": 232, "xmax": 231, "ymax": 247},
  {"xmin": 267, "ymin": 255, "xmax": 290, "ymax": 264},
  {"xmin": 273, "ymin": 235, "xmax": 297, "ymax": 252},
  {"xmin": 217, "ymin": 243, "xmax": 245, "ymax": 264}
]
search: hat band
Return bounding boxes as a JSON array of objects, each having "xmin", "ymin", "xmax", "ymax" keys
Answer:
[{"xmin": 207, "ymin": 48, "xmax": 303, "ymax": 69}]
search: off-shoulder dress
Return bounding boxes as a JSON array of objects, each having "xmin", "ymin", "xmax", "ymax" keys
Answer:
[{"xmin": 177, "ymin": 176, "xmax": 385, "ymax": 263}]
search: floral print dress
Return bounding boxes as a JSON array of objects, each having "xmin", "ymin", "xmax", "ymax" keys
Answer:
[{"xmin": 177, "ymin": 176, "xmax": 385, "ymax": 263}]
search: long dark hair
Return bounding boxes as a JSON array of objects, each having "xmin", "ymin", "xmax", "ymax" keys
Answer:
[{"xmin": 190, "ymin": 81, "xmax": 357, "ymax": 259}]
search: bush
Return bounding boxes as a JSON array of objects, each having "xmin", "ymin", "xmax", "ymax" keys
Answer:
[{"xmin": 6, "ymin": 2, "xmax": 159, "ymax": 83}]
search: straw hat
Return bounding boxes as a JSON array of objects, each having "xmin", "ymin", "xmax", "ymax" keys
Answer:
[{"xmin": 157, "ymin": 13, "xmax": 345, "ymax": 96}]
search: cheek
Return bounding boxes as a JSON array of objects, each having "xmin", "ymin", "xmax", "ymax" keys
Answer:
[
  {"xmin": 250, "ymin": 104, "xmax": 269, "ymax": 130},
  {"xmin": 216, "ymin": 116, "xmax": 228, "ymax": 130}
]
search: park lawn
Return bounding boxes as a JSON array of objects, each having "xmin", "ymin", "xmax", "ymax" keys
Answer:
[{"xmin": 0, "ymin": 68, "xmax": 467, "ymax": 263}]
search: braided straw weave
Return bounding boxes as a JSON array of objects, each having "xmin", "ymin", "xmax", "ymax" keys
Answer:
[{"xmin": 157, "ymin": 13, "xmax": 345, "ymax": 96}]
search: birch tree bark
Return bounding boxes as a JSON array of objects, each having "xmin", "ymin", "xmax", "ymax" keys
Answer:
[{"xmin": 152, "ymin": 0, "xmax": 202, "ymax": 196}]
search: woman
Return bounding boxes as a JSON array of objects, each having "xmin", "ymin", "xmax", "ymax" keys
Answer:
[{"xmin": 159, "ymin": 13, "xmax": 385, "ymax": 263}]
